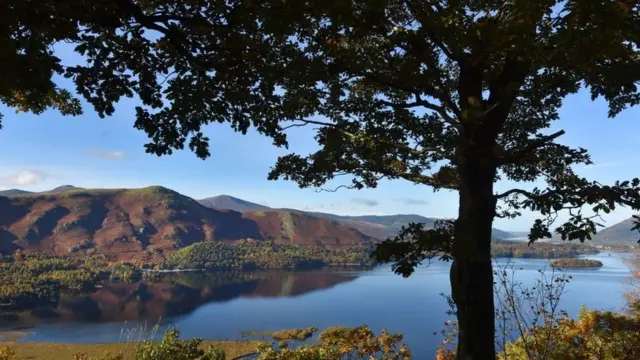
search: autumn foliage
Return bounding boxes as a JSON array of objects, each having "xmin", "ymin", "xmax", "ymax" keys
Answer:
[{"xmin": 256, "ymin": 326, "xmax": 411, "ymax": 360}]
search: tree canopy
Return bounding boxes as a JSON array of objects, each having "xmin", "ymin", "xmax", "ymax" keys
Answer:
[
  {"xmin": 4, "ymin": 0, "xmax": 639, "ymax": 242},
  {"xmin": 4, "ymin": 0, "xmax": 640, "ymax": 358}
]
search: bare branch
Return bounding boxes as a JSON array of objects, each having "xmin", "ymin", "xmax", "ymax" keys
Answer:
[
  {"xmin": 314, "ymin": 184, "xmax": 357, "ymax": 193},
  {"xmin": 495, "ymin": 188, "xmax": 538, "ymax": 200}
]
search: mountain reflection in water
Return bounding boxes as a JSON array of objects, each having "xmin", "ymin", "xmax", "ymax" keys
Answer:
[{"xmin": 2, "ymin": 269, "xmax": 361, "ymax": 326}]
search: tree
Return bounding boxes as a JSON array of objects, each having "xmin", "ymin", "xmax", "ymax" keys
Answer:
[
  {"xmin": 0, "ymin": 0, "xmax": 84, "ymax": 122},
  {"xmin": 4, "ymin": 1, "xmax": 640, "ymax": 359}
]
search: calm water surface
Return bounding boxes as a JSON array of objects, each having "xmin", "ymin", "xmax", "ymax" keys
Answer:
[{"xmin": 0, "ymin": 252, "xmax": 633, "ymax": 357}]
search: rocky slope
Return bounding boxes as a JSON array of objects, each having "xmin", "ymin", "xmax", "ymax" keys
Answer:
[{"xmin": 0, "ymin": 186, "xmax": 374, "ymax": 261}]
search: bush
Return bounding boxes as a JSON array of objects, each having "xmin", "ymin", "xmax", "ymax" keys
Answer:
[
  {"xmin": 71, "ymin": 329, "xmax": 227, "ymax": 360},
  {"xmin": 256, "ymin": 325, "xmax": 411, "ymax": 360},
  {"xmin": 270, "ymin": 327, "xmax": 318, "ymax": 342},
  {"xmin": 133, "ymin": 329, "xmax": 225, "ymax": 360},
  {"xmin": 502, "ymin": 307, "xmax": 640, "ymax": 360},
  {"xmin": 0, "ymin": 347, "xmax": 16, "ymax": 360}
]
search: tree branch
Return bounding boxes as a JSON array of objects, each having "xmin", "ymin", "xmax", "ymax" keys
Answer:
[
  {"xmin": 116, "ymin": 0, "xmax": 171, "ymax": 34},
  {"xmin": 375, "ymin": 94, "xmax": 461, "ymax": 129},
  {"xmin": 395, "ymin": 35, "xmax": 462, "ymax": 120},
  {"xmin": 403, "ymin": 0, "xmax": 461, "ymax": 62},
  {"xmin": 498, "ymin": 130, "xmax": 566, "ymax": 165},
  {"xmin": 495, "ymin": 188, "xmax": 538, "ymax": 200},
  {"xmin": 280, "ymin": 118, "xmax": 450, "ymax": 159}
]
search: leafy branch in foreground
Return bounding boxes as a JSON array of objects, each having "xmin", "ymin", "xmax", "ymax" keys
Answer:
[{"xmin": 372, "ymin": 220, "xmax": 454, "ymax": 277}]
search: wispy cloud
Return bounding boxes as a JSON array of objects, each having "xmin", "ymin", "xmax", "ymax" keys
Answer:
[
  {"xmin": 397, "ymin": 198, "xmax": 429, "ymax": 206},
  {"xmin": 88, "ymin": 150, "xmax": 126, "ymax": 159},
  {"xmin": 0, "ymin": 170, "xmax": 51, "ymax": 187},
  {"xmin": 351, "ymin": 198, "xmax": 379, "ymax": 207}
]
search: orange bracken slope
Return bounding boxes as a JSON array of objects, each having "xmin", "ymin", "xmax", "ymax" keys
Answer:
[{"xmin": 0, "ymin": 186, "xmax": 374, "ymax": 262}]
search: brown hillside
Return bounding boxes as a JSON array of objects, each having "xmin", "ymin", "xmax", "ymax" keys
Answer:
[
  {"xmin": 244, "ymin": 210, "xmax": 375, "ymax": 248},
  {"xmin": 0, "ymin": 187, "xmax": 372, "ymax": 261}
]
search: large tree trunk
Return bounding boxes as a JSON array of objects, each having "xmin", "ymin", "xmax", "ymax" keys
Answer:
[{"xmin": 451, "ymin": 152, "xmax": 498, "ymax": 360}]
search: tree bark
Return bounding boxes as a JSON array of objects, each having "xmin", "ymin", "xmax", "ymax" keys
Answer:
[{"xmin": 451, "ymin": 149, "xmax": 498, "ymax": 360}]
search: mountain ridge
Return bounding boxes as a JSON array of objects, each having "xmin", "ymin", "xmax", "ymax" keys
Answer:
[
  {"xmin": 0, "ymin": 185, "xmax": 82, "ymax": 197},
  {"xmin": 591, "ymin": 217, "xmax": 639, "ymax": 245},
  {"xmin": 13, "ymin": 186, "xmax": 631, "ymax": 246},
  {"xmin": 0, "ymin": 186, "xmax": 374, "ymax": 262},
  {"xmin": 194, "ymin": 195, "xmax": 516, "ymax": 240}
]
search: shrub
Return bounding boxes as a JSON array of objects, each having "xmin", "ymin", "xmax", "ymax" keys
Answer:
[
  {"xmin": 0, "ymin": 347, "xmax": 16, "ymax": 360},
  {"xmin": 256, "ymin": 325, "xmax": 411, "ymax": 360},
  {"xmin": 501, "ymin": 307, "xmax": 640, "ymax": 360},
  {"xmin": 132, "ymin": 329, "xmax": 226, "ymax": 360},
  {"xmin": 270, "ymin": 327, "xmax": 318, "ymax": 342}
]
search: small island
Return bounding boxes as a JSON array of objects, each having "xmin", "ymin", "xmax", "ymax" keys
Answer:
[{"xmin": 549, "ymin": 258, "xmax": 603, "ymax": 269}]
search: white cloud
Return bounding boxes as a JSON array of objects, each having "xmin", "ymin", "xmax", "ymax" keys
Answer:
[
  {"xmin": 0, "ymin": 170, "xmax": 51, "ymax": 187},
  {"xmin": 89, "ymin": 150, "xmax": 126, "ymax": 159}
]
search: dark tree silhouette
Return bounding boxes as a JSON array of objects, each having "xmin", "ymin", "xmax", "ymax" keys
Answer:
[{"xmin": 3, "ymin": 1, "xmax": 640, "ymax": 358}]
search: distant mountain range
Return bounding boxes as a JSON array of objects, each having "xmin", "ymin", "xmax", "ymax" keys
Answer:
[
  {"xmin": 2, "ymin": 185, "xmax": 634, "ymax": 261},
  {"xmin": 592, "ymin": 217, "xmax": 639, "ymax": 246},
  {"xmin": 197, "ymin": 195, "xmax": 515, "ymax": 240},
  {"xmin": 0, "ymin": 185, "xmax": 81, "ymax": 197},
  {"xmin": 0, "ymin": 186, "xmax": 378, "ymax": 262}
]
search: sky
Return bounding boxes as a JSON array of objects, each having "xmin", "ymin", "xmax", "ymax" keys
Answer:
[{"xmin": 1, "ymin": 47, "xmax": 639, "ymax": 232}]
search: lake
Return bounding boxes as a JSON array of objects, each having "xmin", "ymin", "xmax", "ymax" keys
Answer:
[{"xmin": 0, "ymin": 252, "xmax": 634, "ymax": 358}]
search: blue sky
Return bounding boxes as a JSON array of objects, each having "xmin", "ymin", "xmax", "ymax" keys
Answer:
[{"xmin": 1, "ymin": 48, "xmax": 639, "ymax": 232}]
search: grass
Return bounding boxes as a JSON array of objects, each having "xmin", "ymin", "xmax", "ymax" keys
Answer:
[
  {"xmin": 238, "ymin": 330, "xmax": 273, "ymax": 338},
  {"xmin": 1, "ymin": 340, "xmax": 262, "ymax": 360},
  {"xmin": 0, "ymin": 322, "xmax": 264, "ymax": 360}
]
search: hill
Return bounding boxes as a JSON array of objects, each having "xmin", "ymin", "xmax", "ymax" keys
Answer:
[
  {"xmin": 0, "ymin": 189, "xmax": 33, "ymax": 196},
  {"xmin": 0, "ymin": 186, "xmax": 374, "ymax": 262},
  {"xmin": 592, "ymin": 217, "xmax": 639, "ymax": 245},
  {"xmin": 199, "ymin": 196, "xmax": 516, "ymax": 240},
  {"xmin": 0, "ymin": 185, "xmax": 81, "ymax": 197},
  {"xmin": 198, "ymin": 195, "xmax": 269, "ymax": 212}
]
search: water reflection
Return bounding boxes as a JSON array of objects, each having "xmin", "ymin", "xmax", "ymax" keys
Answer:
[
  {"xmin": 1, "ymin": 269, "xmax": 361, "ymax": 326},
  {"xmin": 0, "ymin": 254, "xmax": 632, "ymax": 358}
]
